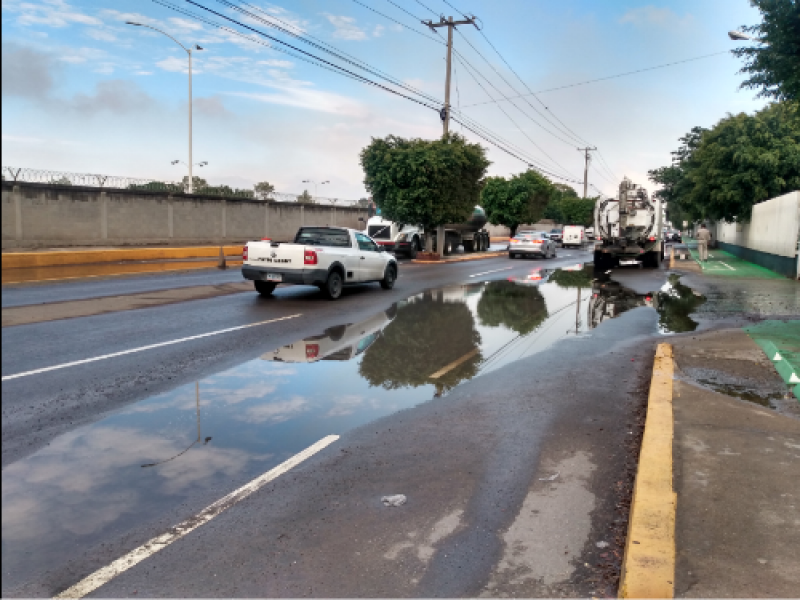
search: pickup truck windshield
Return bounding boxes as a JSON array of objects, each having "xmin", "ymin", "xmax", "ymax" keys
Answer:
[{"xmin": 294, "ymin": 227, "xmax": 352, "ymax": 248}]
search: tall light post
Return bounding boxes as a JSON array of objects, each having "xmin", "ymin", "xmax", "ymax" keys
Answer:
[
  {"xmin": 302, "ymin": 179, "xmax": 329, "ymax": 200},
  {"xmin": 127, "ymin": 21, "xmax": 203, "ymax": 193}
]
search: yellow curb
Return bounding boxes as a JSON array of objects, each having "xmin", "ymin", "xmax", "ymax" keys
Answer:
[
  {"xmin": 490, "ymin": 237, "xmax": 510, "ymax": 242},
  {"xmin": 2, "ymin": 261, "xmax": 244, "ymax": 285},
  {"xmin": 411, "ymin": 251, "xmax": 505, "ymax": 265},
  {"xmin": 2, "ymin": 246, "xmax": 244, "ymax": 269},
  {"xmin": 619, "ymin": 343, "xmax": 676, "ymax": 599}
]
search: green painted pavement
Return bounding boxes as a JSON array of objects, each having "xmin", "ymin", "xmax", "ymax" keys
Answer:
[
  {"xmin": 745, "ymin": 320, "xmax": 800, "ymax": 401},
  {"xmin": 684, "ymin": 240, "xmax": 783, "ymax": 279}
]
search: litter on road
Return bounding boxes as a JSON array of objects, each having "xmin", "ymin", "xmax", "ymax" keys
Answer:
[{"xmin": 381, "ymin": 494, "xmax": 407, "ymax": 507}]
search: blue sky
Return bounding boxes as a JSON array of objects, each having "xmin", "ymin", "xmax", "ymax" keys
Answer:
[{"xmin": 2, "ymin": 0, "xmax": 765, "ymax": 199}]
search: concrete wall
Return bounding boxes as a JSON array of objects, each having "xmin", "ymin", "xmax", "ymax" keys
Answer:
[
  {"xmin": 1, "ymin": 182, "xmax": 369, "ymax": 249},
  {"xmin": 713, "ymin": 191, "xmax": 800, "ymax": 278}
]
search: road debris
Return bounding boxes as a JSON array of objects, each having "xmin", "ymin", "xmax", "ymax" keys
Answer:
[
  {"xmin": 381, "ymin": 494, "xmax": 407, "ymax": 507},
  {"xmin": 539, "ymin": 472, "xmax": 560, "ymax": 481}
]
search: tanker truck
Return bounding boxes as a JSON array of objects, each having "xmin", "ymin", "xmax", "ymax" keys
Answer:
[
  {"xmin": 366, "ymin": 206, "xmax": 491, "ymax": 258},
  {"xmin": 593, "ymin": 177, "xmax": 664, "ymax": 270}
]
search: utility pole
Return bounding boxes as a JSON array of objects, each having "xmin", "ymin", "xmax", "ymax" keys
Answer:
[
  {"xmin": 423, "ymin": 15, "xmax": 478, "ymax": 137},
  {"xmin": 577, "ymin": 146, "xmax": 597, "ymax": 198}
]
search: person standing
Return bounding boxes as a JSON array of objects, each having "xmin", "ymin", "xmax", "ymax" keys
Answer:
[{"xmin": 696, "ymin": 223, "xmax": 712, "ymax": 262}]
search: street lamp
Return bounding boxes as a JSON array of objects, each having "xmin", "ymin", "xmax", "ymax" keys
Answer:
[
  {"xmin": 302, "ymin": 179, "xmax": 330, "ymax": 199},
  {"xmin": 728, "ymin": 30, "xmax": 754, "ymax": 41},
  {"xmin": 127, "ymin": 21, "xmax": 203, "ymax": 192}
]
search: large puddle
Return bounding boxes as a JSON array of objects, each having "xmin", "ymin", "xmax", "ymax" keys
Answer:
[{"xmin": 1, "ymin": 265, "xmax": 704, "ymax": 586}]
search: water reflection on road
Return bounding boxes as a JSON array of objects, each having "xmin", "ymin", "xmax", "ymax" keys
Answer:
[{"xmin": 2, "ymin": 264, "xmax": 702, "ymax": 589}]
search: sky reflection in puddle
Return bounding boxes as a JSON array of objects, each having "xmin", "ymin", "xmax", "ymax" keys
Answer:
[{"xmin": 3, "ymin": 264, "xmax": 699, "ymax": 585}]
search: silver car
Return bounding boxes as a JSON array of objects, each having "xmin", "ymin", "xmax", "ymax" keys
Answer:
[{"xmin": 508, "ymin": 231, "xmax": 557, "ymax": 259}]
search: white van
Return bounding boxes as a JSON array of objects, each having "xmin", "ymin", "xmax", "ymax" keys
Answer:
[{"xmin": 562, "ymin": 225, "xmax": 585, "ymax": 248}]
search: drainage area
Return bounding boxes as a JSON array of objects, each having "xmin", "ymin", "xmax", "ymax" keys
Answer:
[{"xmin": 1, "ymin": 265, "xmax": 704, "ymax": 586}]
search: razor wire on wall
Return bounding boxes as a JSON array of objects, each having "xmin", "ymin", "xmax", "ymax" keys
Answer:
[{"xmin": 1, "ymin": 167, "xmax": 366, "ymax": 207}]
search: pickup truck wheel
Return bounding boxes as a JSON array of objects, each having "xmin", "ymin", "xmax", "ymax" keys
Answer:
[
  {"xmin": 321, "ymin": 271, "xmax": 343, "ymax": 300},
  {"xmin": 380, "ymin": 265, "xmax": 397, "ymax": 290},
  {"xmin": 254, "ymin": 281, "xmax": 277, "ymax": 297}
]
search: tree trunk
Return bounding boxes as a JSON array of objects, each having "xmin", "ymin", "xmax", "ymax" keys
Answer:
[
  {"xmin": 437, "ymin": 225, "xmax": 446, "ymax": 258},
  {"xmin": 425, "ymin": 228, "xmax": 434, "ymax": 253},
  {"xmin": 509, "ymin": 224, "xmax": 518, "ymax": 238}
]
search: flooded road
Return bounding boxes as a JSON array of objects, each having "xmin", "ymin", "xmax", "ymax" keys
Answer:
[{"xmin": 1, "ymin": 262, "xmax": 710, "ymax": 589}]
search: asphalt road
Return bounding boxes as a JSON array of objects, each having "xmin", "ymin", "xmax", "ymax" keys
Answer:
[{"xmin": 3, "ymin": 247, "xmax": 785, "ymax": 597}]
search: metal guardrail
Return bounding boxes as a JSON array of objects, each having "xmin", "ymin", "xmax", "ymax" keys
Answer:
[{"xmin": 1, "ymin": 167, "xmax": 366, "ymax": 206}]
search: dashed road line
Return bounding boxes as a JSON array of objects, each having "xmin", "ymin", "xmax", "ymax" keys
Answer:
[
  {"xmin": 719, "ymin": 262, "xmax": 736, "ymax": 271},
  {"xmin": 54, "ymin": 435, "xmax": 339, "ymax": 599},
  {"xmin": 2, "ymin": 314, "xmax": 301, "ymax": 381},
  {"xmin": 469, "ymin": 267, "xmax": 514, "ymax": 278}
]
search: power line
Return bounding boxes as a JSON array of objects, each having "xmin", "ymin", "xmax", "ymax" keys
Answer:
[
  {"xmin": 155, "ymin": 1, "xmax": 583, "ymax": 184},
  {"xmin": 351, "ymin": 0, "xmax": 444, "ymax": 45},
  {"xmin": 463, "ymin": 51, "xmax": 731, "ymax": 107}
]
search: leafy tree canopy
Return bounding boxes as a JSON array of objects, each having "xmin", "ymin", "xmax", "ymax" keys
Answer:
[
  {"xmin": 296, "ymin": 189, "xmax": 314, "ymax": 204},
  {"xmin": 476, "ymin": 281, "xmax": 548, "ymax": 335},
  {"xmin": 559, "ymin": 196, "xmax": 597, "ymax": 226},
  {"xmin": 360, "ymin": 133, "xmax": 490, "ymax": 231},
  {"xmin": 254, "ymin": 181, "xmax": 275, "ymax": 200},
  {"xmin": 359, "ymin": 292, "xmax": 481, "ymax": 392},
  {"xmin": 733, "ymin": 0, "xmax": 800, "ymax": 102},
  {"xmin": 649, "ymin": 102, "xmax": 800, "ymax": 222},
  {"xmin": 480, "ymin": 170, "xmax": 554, "ymax": 237},
  {"xmin": 549, "ymin": 265, "xmax": 593, "ymax": 289}
]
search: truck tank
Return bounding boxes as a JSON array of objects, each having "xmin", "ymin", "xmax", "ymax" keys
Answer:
[{"xmin": 594, "ymin": 177, "xmax": 663, "ymax": 269}]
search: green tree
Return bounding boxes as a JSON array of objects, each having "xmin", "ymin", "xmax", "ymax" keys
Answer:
[
  {"xmin": 182, "ymin": 175, "xmax": 209, "ymax": 193},
  {"xmin": 296, "ymin": 189, "xmax": 314, "ymax": 204},
  {"xmin": 559, "ymin": 196, "xmax": 596, "ymax": 226},
  {"xmin": 649, "ymin": 103, "xmax": 800, "ymax": 222},
  {"xmin": 733, "ymin": 0, "xmax": 800, "ymax": 102},
  {"xmin": 548, "ymin": 265, "xmax": 593, "ymax": 289},
  {"xmin": 254, "ymin": 181, "xmax": 275, "ymax": 200},
  {"xmin": 360, "ymin": 133, "xmax": 490, "ymax": 253},
  {"xmin": 476, "ymin": 281, "xmax": 548, "ymax": 335},
  {"xmin": 480, "ymin": 170, "xmax": 554, "ymax": 237},
  {"xmin": 544, "ymin": 183, "xmax": 580, "ymax": 223},
  {"xmin": 50, "ymin": 176, "xmax": 73, "ymax": 186},
  {"xmin": 359, "ymin": 291, "xmax": 482, "ymax": 392}
]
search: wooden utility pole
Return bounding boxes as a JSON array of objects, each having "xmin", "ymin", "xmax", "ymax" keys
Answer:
[
  {"xmin": 577, "ymin": 146, "xmax": 597, "ymax": 198},
  {"xmin": 423, "ymin": 15, "xmax": 478, "ymax": 137}
]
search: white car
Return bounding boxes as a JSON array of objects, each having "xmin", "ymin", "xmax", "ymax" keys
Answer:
[{"xmin": 242, "ymin": 226, "xmax": 398, "ymax": 300}]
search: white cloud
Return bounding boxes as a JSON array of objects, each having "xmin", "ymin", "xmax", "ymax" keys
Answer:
[
  {"xmin": 241, "ymin": 396, "xmax": 309, "ymax": 424},
  {"xmin": 3, "ymin": 0, "xmax": 102, "ymax": 28},
  {"xmin": 373, "ymin": 24, "xmax": 385, "ymax": 38},
  {"xmin": 168, "ymin": 17, "xmax": 204, "ymax": 32},
  {"xmin": 619, "ymin": 6, "xmax": 693, "ymax": 28},
  {"xmin": 258, "ymin": 59, "xmax": 294, "ymax": 69},
  {"xmin": 156, "ymin": 55, "xmax": 192, "ymax": 74},
  {"xmin": 85, "ymin": 28, "xmax": 117, "ymax": 42},
  {"xmin": 230, "ymin": 86, "xmax": 366, "ymax": 117},
  {"xmin": 326, "ymin": 15, "xmax": 367, "ymax": 41}
]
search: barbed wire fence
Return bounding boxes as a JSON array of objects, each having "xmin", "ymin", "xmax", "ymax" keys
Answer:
[{"xmin": 1, "ymin": 167, "xmax": 367, "ymax": 207}]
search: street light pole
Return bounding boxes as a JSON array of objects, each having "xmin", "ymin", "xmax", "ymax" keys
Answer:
[{"xmin": 127, "ymin": 22, "xmax": 202, "ymax": 193}]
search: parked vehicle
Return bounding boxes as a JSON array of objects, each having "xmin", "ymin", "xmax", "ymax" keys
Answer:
[
  {"xmin": 562, "ymin": 225, "xmax": 586, "ymax": 248},
  {"xmin": 585, "ymin": 227, "xmax": 595, "ymax": 240},
  {"xmin": 242, "ymin": 226, "xmax": 398, "ymax": 300},
  {"xmin": 594, "ymin": 177, "xmax": 664, "ymax": 269},
  {"xmin": 549, "ymin": 228, "xmax": 563, "ymax": 244},
  {"xmin": 508, "ymin": 231, "xmax": 557, "ymax": 259},
  {"xmin": 365, "ymin": 206, "xmax": 491, "ymax": 258}
]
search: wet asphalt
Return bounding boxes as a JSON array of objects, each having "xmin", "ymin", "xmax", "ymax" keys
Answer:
[{"xmin": 3, "ymin": 247, "xmax": 798, "ymax": 597}]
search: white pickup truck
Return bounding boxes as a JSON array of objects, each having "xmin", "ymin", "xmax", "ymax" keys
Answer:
[{"xmin": 242, "ymin": 226, "xmax": 398, "ymax": 300}]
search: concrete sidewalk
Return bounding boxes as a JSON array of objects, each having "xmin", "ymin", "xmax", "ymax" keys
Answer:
[{"xmin": 671, "ymin": 329, "xmax": 800, "ymax": 597}]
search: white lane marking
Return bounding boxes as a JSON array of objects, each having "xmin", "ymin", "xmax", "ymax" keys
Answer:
[
  {"xmin": 54, "ymin": 435, "xmax": 340, "ymax": 599},
  {"xmin": 469, "ymin": 267, "xmax": 513, "ymax": 278},
  {"xmin": 2, "ymin": 314, "xmax": 301, "ymax": 382},
  {"xmin": 719, "ymin": 262, "xmax": 736, "ymax": 271}
]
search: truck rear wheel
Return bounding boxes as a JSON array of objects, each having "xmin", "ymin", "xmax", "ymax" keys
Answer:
[
  {"xmin": 255, "ymin": 281, "xmax": 277, "ymax": 297},
  {"xmin": 320, "ymin": 270, "xmax": 343, "ymax": 300},
  {"xmin": 463, "ymin": 240, "xmax": 475, "ymax": 253}
]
